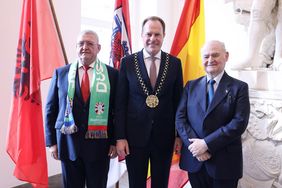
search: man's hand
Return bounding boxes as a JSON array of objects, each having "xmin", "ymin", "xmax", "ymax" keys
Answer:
[
  {"xmin": 108, "ymin": 145, "xmax": 117, "ymax": 159},
  {"xmin": 49, "ymin": 145, "xmax": 59, "ymax": 160},
  {"xmin": 196, "ymin": 152, "xmax": 211, "ymax": 162},
  {"xmin": 116, "ymin": 139, "xmax": 130, "ymax": 158},
  {"xmin": 188, "ymin": 138, "xmax": 208, "ymax": 157},
  {"xmin": 174, "ymin": 137, "xmax": 182, "ymax": 155}
]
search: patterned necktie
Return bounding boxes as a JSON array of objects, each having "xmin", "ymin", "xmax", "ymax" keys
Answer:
[
  {"xmin": 81, "ymin": 65, "xmax": 90, "ymax": 103},
  {"xmin": 150, "ymin": 57, "xmax": 157, "ymax": 89},
  {"xmin": 208, "ymin": 79, "xmax": 216, "ymax": 105}
]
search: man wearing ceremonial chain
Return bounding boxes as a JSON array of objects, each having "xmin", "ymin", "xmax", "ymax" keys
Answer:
[{"xmin": 115, "ymin": 16, "xmax": 183, "ymax": 188}]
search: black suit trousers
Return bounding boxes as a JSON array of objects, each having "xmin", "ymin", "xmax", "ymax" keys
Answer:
[
  {"xmin": 126, "ymin": 143, "xmax": 173, "ymax": 188},
  {"xmin": 61, "ymin": 156, "xmax": 110, "ymax": 188},
  {"xmin": 189, "ymin": 165, "xmax": 239, "ymax": 188}
]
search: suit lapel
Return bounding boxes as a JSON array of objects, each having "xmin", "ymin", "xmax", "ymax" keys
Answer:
[
  {"xmin": 206, "ymin": 72, "xmax": 231, "ymax": 114},
  {"xmin": 138, "ymin": 51, "xmax": 154, "ymax": 92},
  {"xmin": 74, "ymin": 64, "xmax": 85, "ymax": 104},
  {"xmin": 198, "ymin": 77, "xmax": 208, "ymax": 112},
  {"xmin": 157, "ymin": 51, "xmax": 165, "ymax": 85}
]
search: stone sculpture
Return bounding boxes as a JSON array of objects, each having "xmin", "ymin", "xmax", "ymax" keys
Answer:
[{"xmin": 226, "ymin": 0, "xmax": 282, "ymax": 70}]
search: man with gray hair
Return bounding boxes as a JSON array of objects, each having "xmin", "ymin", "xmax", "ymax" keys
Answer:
[{"xmin": 45, "ymin": 30, "xmax": 118, "ymax": 188}]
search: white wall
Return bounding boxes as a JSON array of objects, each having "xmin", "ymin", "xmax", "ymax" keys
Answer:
[
  {"xmin": 0, "ymin": 0, "xmax": 80, "ymax": 187},
  {"xmin": 129, "ymin": 0, "xmax": 184, "ymax": 53},
  {"xmin": 0, "ymin": 1, "xmax": 21, "ymax": 186}
]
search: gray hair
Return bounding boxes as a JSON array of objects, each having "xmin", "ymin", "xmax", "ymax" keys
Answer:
[
  {"xmin": 201, "ymin": 40, "xmax": 227, "ymax": 54},
  {"xmin": 77, "ymin": 30, "xmax": 99, "ymax": 43}
]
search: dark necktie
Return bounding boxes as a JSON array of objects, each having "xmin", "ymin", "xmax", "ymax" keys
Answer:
[
  {"xmin": 208, "ymin": 79, "xmax": 216, "ymax": 105},
  {"xmin": 81, "ymin": 65, "xmax": 90, "ymax": 103},
  {"xmin": 150, "ymin": 57, "xmax": 157, "ymax": 89}
]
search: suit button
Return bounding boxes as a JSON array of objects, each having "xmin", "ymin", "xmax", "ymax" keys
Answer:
[{"xmin": 152, "ymin": 120, "xmax": 154, "ymax": 124}]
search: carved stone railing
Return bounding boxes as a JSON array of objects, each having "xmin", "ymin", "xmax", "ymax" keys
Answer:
[
  {"xmin": 239, "ymin": 90, "xmax": 282, "ymax": 188},
  {"xmin": 228, "ymin": 70, "xmax": 282, "ymax": 188}
]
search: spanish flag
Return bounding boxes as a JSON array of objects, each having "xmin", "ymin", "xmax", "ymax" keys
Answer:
[{"xmin": 170, "ymin": 0, "xmax": 206, "ymax": 85}]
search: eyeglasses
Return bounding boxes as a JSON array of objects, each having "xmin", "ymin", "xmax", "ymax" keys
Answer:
[{"xmin": 77, "ymin": 41, "xmax": 99, "ymax": 47}]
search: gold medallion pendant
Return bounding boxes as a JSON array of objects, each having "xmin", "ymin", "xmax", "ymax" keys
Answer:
[
  {"xmin": 133, "ymin": 53, "xmax": 170, "ymax": 109},
  {"xmin": 146, "ymin": 95, "xmax": 159, "ymax": 108}
]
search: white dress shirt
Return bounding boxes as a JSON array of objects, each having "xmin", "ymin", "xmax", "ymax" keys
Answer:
[
  {"xmin": 143, "ymin": 50, "xmax": 161, "ymax": 78},
  {"xmin": 78, "ymin": 61, "xmax": 95, "ymax": 88}
]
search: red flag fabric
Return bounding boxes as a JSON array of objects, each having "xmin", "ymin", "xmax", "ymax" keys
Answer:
[
  {"xmin": 167, "ymin": 154, "xmax": 189, "ymax": 187},
  {"xmin": 110, "ymin": 0, "xmax": 132, "ymax": 69},
  {"xmin": 6, "ymin": 0, "xmax": 65, "ymax": 186}
]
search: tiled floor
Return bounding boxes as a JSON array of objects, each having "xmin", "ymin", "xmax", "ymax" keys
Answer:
[
  {"xmin": 13, "ymin": 172, "xmax": 191, "ymax": 188},
  {"xmin": 113, "ymin": 172, "xmax": 191, "ymax": 188},
  {"xmin": 13, "ymin": 174, "xmax": 62, "ymax": 188}
]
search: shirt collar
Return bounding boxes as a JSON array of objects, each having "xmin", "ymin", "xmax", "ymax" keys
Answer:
[
  {"xmin": 207, "ymin": 71, "xmax": 224, "ymax": 84},
  {"xmin": 78, "ymin": 60, "xmax": 95, "ymax": 69},
  {"xmin": 143, "ymin": 49, "xmax": 161, "ymax": 60}
]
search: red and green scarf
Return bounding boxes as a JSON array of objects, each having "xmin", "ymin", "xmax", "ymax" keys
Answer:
[{"xmin": 60, "ymin": 59, "xmax": 110, "ymax": 139}]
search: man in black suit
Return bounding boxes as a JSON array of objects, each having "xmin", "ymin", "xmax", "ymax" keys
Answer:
[
  {"xmin": 45, "ymin": 30, "xmax": 118, "ymax": 188},
  {"xmin": 115, "ymin": 16, "xmax": 183, "ymax": 188},
  {"xmin": 176, "ymin": 40, "xmax": 250, "ymax": 188}
]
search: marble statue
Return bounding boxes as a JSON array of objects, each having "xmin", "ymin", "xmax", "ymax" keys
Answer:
[{"xmin": 227, "ymin": 0, "xmax": 282, "ymax": 70}]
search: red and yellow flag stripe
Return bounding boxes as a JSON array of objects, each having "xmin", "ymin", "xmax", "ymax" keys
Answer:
[{"xmin": 171, "ymin": 0, "xmax": 206, "ymax": 84}]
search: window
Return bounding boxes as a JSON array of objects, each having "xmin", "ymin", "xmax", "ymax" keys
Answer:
[{"xmin": 81, "ymin": 0, "xmax": 115, "ymax": 63}]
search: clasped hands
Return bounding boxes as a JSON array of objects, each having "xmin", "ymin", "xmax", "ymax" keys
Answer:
[{"xmin": 188, "ymin": 138, "xmax": 211, "ymax": 162}]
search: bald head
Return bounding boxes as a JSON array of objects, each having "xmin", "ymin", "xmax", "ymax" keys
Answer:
[
  {"xmin": 201, "ymin": 40, "xmax": 229, "ymax": 78},
  {"xmin": 201, "ymin": 40, "xmax": 226, "ymax": 54}
]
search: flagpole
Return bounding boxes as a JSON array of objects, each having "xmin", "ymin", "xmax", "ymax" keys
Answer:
[{"xmin": 49, "ymin": 0, "xmax": 68, "ymax": 65}]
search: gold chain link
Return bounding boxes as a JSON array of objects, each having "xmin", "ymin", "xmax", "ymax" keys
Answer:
[{"xmin": 134, "ymin": 53, "xmax": 169, "ymax": 96}]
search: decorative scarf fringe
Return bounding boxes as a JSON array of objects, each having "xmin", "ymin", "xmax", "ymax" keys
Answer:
[
  {"xmin": 60, "ymin": 124, "xmax": 78, "ymax": 134},
  {"xmin": 61, "ymin": 96, "xmax": 78, "ymax": 134},
  {"xmin": 85, "ymin": 130, "xmax": 108, "ymax": 139}
]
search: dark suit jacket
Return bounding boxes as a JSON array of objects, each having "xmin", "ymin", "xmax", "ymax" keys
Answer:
[
  {"xmin": 45, "ymin": 62, "xmax": 118, "ymax": 162},
  {"xmin": 115, "ymin": 50, "xmax": 183, "ymax": 150},
  {"xmin": 176, "ymin": 72, "xmax": 250, "ymax": 179}
]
